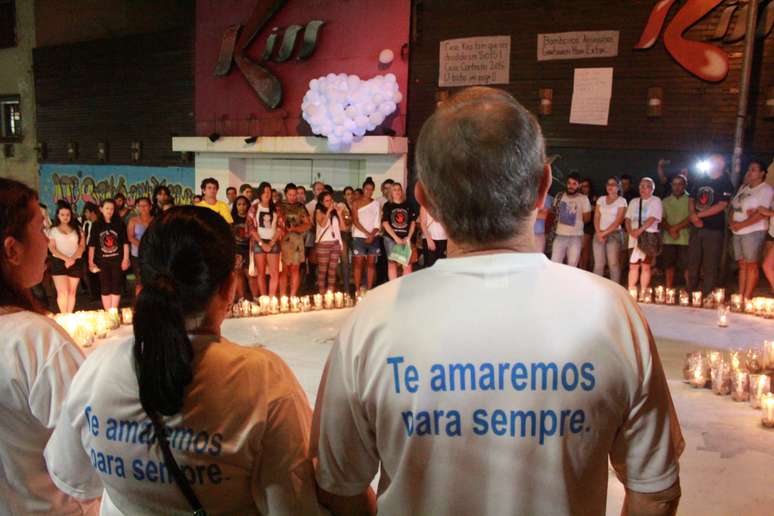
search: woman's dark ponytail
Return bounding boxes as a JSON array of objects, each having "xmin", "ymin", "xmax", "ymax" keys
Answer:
[{"xmin": 133, "ymin": 206, "xmax": 235, "ymax": 417}]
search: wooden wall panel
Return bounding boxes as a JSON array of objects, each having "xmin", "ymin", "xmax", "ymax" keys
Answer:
[{"xmin": 33, "ymin": 28, "xmax": 194, "ymax": 165}]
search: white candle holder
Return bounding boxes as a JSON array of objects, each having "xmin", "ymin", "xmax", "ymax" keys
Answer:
[
  {"xmin": 731, "ymin": 371, "xmax": 750, "ymax": 402},
  {"xmin": 691, "ymin": 291, "xmax": 703, "ymax": 308},
  {"xmin": 717, "ymin": 305, "xmax": 729, "ymax": 327},
  {"xmin": 654, "ymin": 286, "xmax": 665, "ymax": 304},
  {"xmin": 290, "ymin": 296, "xmax": 300, "ymax": 313},
  {"xmin": 640, "ymin": 287, "xmax": 653, "ymax": 304},
  {"xmin": 762, "ymin": 393, "xmax": 774, "ymax": 428},
  {"xmin": 280, "ymin": 296, "xmax": 290, "ymax": 313},
  {"xmin": 730, "ymin": 294, "xmax": 743, "ymax": 312},
  {"xmin": 628, "ymin": 287, "xmax": 638, "ymax": 301},
  {"xmin": 679, "ymin": 290, "xmax": 690, "ymax": 307},
  {"xmin": 313, "ymin": 294, "xmax": 323, "ymax": 310},
  {"xmin": 323, "ymin": 291, "xmax": 334, "ymax": 310},
  {"xmin": 334, "ymin": 292, "xmax": 344, "ymax": 309},
  {"xmin": 711, "ymin": 361, "xmax": 732, "ymax": 395},
  {"xmin": 665, "ymin": 288, "xmax": 676, "ymax": 305},
  {"xmin": 749, "ymin": 374, "xmax": 772, "ymax": 409},
  {"xmin": 762, "ymin": 341, "xmax": 774, "ymax": 371},
  {"xmin": 121, "ymin": 308, "xmax": 133, "ymax": 325},
  {"xmin": 712, "ymin": 288, "xmax": 725, "ymax": 306}
]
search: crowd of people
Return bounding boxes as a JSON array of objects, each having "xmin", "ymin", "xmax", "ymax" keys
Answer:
[
  {"xmin": 0, "ymin": 86, "xmax": 684, "ymax": 515},
  {"xmin": 38, "ymin": 173, "xmax": 448, "ymax": 314},
  {"xmin": 543, "ymin": 155, "xmax": 774, "ymax": 301}
]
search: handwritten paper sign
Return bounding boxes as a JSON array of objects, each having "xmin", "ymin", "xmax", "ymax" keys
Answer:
[
  {"xmin": 537, "ymin": 31, "xmax": 619, "ymax": 61},
  {"xmin": 439, "ymin": 36, "xmax": 510, "ymax": 87},
  {"xmin": 570, "ymin": 68, "xmax": 614, "ymax": 126}
]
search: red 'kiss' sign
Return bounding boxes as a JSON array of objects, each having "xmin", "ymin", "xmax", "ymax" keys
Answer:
[{"xmin": 635, "ymin": 0, "xmax": 773, "ymax": 82}]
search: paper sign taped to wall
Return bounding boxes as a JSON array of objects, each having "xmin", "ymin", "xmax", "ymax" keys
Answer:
[
  {"xmin": 537, "ymin": 31, "xmax": 619, "ymax": 61},
  {"xmin": 570, "ymin": 68, "xmax": 614, "ymax": 126},
  {"xmin": 438, "ymin": 36, "xmax": 510, "ymax": 87}
]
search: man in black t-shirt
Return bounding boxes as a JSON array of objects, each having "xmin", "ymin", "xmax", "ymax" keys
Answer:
[{"xmin": 687, "ymin": 154, "xmax": 734, "ymax": 295}]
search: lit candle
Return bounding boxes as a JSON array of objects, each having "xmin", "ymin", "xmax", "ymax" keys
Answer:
[
  {"xmin": 290, "ymin": 296, "xmax": 300, "ymax": 312},
  {"xmin": 270, "ymin": 297, "xmax": 279, "ymax": 314},
  {"xmin": 665, "ymin": 288, "xmax": 676, "ymax": 305},
  {"xmin": 323, "ymin": 291, "xmax": 334, "ymax": 309},
  {"xmin": 334, "ymin": 292, "xmax": 344, "ymax": 309},
  {"xmin": 679, "ymin": 290, "xmax": 690, "ymax": 307},
  {"xmin": 691, "ymin": 291, "xmax": 703, "ymax": 308},
  {"xmin": 628, "ymin": 287, "xmax": 638, "ymax": 301},
  {"xmin": 713, "ymin": 288, "xmax": 725, "ymax": 306},
  {"xmin": 280, "ymin": 296, "xmax": 290, "ymax": 313},
  {"xmin": 730, "ymin": 294, "xmax": 742, "ymax": 312},
  {"xmin": 746, "ymin": 348, "xmax": 762, "ymax": 373},
  {"xmin": 717, "ymin": 305, "xmax": 729, "ymax": 327},
  {"xmin": 121, "ymin": 308, "xmax": 133, "ymax": 325},
  {"xmin": 745, "ymin": 299, "xmax": 755, "ymax": 313},
  {"xmin": 749, "ymin": 374, "xmax": 771, "ymax": 409},
  {"xmin": 763, "ymin": 341, "xmax": 774, "ymax": 371},
  {"xmin": 754, "ymin": 297, "xmax": 767, "ymax": 317},
  {"xmin": 762, "ymin": 393, "xmax": 774, "ymax": 428},
  {"xmin": 313, "ymin": 294, "xmax": 324, "ymax": 310},
  {"xmin": 691, "ymin": 367, "xmax": 707, "ymax": 388},
  {"xmin": 300, "ymin": 296, "xmax": 311, "ymax": 311},
  {"xmin": 250, "ymin": 302, "xmax": 260, "ymax": 317},
  {"xmin": 730, "ymin": 351, "xmax": 742, "ymax": 372},
  {"xmin": 344, "ymin": 293, "xmax": 354, "ymax": 308},
  {"xmin": 95, "ymin": 318, "xmax": 109, "ymax": 339},
  {"xmin": 731, "ymin": 371, "xmax": 750, "ymax": 402},
  {"xmin": 259, "ymin": 296, "xmax": 271, "ymax": 314},
  {"xmin": 765, "ymin": 298, "xmax": 774, "ymax": 318},
  {"xmin": 711, "ymin": 360, "xmax": 732, "ymax": 395},
  {"xmin": 640, "ymin": 288, "xmax": 653, "ymax": 304},
  {"xmin": 654, "ymin": 286, "xmax": 665, "ymax": 304},
  {"xmin": 108, "ymin": 308, "xmax": 121, "ymax": 329}
]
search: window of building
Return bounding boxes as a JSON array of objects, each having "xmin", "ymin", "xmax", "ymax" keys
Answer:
[
  {"xmin": 0, "ymin": 0, "xmax": 16, "ymax": 49},
  {"xmin": 1, "ymin": 95, "xmax": 22, "ymax": 139}
]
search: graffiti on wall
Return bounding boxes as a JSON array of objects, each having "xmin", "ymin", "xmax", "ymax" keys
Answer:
[{"xmin": 40, "ymin": 164, "xmax": 196, "ymax": 216}]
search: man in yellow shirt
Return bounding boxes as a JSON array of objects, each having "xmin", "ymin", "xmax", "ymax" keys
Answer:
[{"xmin": 196, "ymin": 177, "xmax": 233, "ymax": 223}]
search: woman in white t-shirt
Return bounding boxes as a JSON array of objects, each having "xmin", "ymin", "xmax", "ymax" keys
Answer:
[
  {"xmin": 45, "ymin": 206, "xmax": 322, "ymax": 515},
  {"xmin": 593, "ymin": 176, "xmax": 627, "ymax": 284},
  {"xmin": 247, "ymin": 182, "xmax": 280, "ymax": 297},
  {"xmin": 0, "ymin": 178, "xmax": 93, "ymax": 514},
  {"xmin": 729, "ymin": 161, "xmax": 774, "ymax": 300},
  {"xmin": 49, "ymin": 203, "xmax": 85, "ymax": 314},
  {"xmin": 625, "ymin": 177, "xmax": 663, "ymax": 292}
]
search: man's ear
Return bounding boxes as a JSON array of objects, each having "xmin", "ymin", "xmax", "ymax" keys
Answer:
[
  {"xmin": 535, "ymin": 163, "xmax": 552, "ymax": 209},
  {"xmin": 415, "ymin": 181, "xmax": 438, "ymax": 220}
]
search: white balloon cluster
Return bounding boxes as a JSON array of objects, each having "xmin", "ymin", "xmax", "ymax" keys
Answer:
[{"xmin": 302, "ymin": 73, "xmax": 403, "ymax": 149}]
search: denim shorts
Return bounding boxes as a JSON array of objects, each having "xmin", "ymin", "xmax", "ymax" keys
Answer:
[
  {"xmin": 254, "ymin": 239, "xmax": 280, "ymax": 254},
  {"xmin": 352, "ymin": 236, "xmax": 382, "ymax": 257},
  {"xmin": 733, "ymin": 230, "xmax": 766, "ymax": 262}
]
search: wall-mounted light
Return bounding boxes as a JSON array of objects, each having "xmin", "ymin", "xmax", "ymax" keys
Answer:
[
  {"xmin": 539, "ymin": 88, "xmax": 553, "ymax": 116},
  {"xmin": 97, "ymin": 141, "xmax": 108, "ymax": 161},
  {"xmin": 766, "ymin": 86, "xmax": 774, "ymax": 119},
  {"xmin": 436, "ymin": 89, "xmax": 449, "ymax": 107},
  {"xmin": 34, "ymin": 142, "xmax": 47, "ymax": 161},
  {"xmin": 130, "ymin": 141, "xmax": 142, "ymax": 162},
  {"xmin": 67, "ymin": 142, "xmax": 78, "ymax": 160},
  {"xmin": 647, "ymin": 87, "xmax": 664, "ymax": 118},
  {"xmin": 2, "ymin": 144, "xmax": 14, "ymax": 158}
]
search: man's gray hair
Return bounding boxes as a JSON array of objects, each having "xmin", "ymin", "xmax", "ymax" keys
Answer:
[{"xmin": 416, "ymin": 87, "xmax": 546, "ymax": 247}]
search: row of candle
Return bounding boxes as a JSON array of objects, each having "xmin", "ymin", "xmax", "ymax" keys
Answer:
[
  {"xmin": 684, "ymin": 348, "xmax": 774, "ymax": 428},
  {"xmin": 229, "ymin": 291, "xmax": 357, "ymax": 318},
  {"xmin": 53, "ymin": 307, "xmax": 134, "ymax": 347},
  {"xmin": 629, "ymin": 287, "xmax": 728, "ymax": 308}
]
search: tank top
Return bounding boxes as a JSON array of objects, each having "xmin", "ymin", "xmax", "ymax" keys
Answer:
[
  {"xmin": 130, "ymin": 219, "xmax": 148, "ymax": 257},
  {"xmin": 49, "ymin": 226, "xmax": 80, "ymax": 258},
  {"xmin": 352, "ymin": 200, "xmax": 381, "ymax": 239}
]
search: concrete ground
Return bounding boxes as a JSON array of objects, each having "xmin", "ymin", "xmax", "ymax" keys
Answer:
[{"xmin": 93, "ymin": 304, "xmax": 774, "ymax": 515}]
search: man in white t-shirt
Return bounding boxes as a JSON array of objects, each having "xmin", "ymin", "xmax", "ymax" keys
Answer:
[
  {"xmin": 312, "ymin": 87, "xmax": 683, "ymax": 516},
  {"xmin": 551, "ymin": 172, "xmax": 592, "ymax": 267},
  {"xmin": 730, "ymin": 161, "xmax": 774, "ymax": 300}
]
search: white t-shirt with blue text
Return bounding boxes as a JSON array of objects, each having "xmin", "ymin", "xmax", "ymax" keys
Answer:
[
  {"xmin": 45, "ymin": 335, "xmax": 324, "ymax": 515},
  {"xmin": 312, "ymin": 253, "xmax": 684, "ymax": 516}
]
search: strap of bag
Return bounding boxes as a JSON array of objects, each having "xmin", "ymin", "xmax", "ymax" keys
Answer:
[
  {"xmin": 638, "ymin": 197, "xmax": 643, "ymax": 228},
  {"xmin": 151, "ymin": 416, "xmax": 207, "ymax": 516},
  {"xmin": 315, "ymin": 217, "xmax": 332, "ymax": 244}
]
